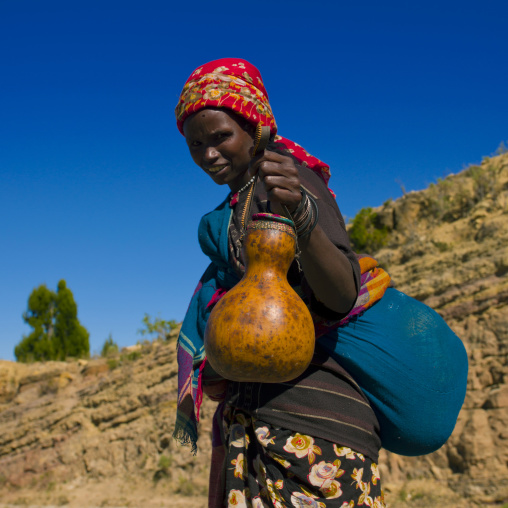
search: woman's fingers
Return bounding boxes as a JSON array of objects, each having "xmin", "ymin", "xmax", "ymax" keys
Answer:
[
  {"xmin": 251, "ymin": 152, "xmax": 302, "ymax": 211},
  {"xmin": 263, "ymin": 175, "xmax": 301, "ymax": 210},
  {"xmin": 251, "ymin": 151, "xmax": 296, "ymax": 178}
]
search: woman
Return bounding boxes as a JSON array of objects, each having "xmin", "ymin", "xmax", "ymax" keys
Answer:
[
  {"xmin": 174, "ymin": 58, "xmax": 387, "ymax": 507},
  {"xmin": 173, "ymin": 58, "xmax": 467, "ymax": 508}
]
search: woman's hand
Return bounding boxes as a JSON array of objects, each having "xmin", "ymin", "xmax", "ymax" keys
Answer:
[{"xmin": 250, "ymin": 151, "xmax": 302, "ymax": 215}]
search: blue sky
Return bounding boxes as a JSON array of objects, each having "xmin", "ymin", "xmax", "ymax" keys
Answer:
[{"xmin": 1, "ymin": 0, "xmax": 507, "ymax": 361}]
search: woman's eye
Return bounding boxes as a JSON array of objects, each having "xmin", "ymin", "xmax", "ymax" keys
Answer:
[{"xmin": 216, "ymin": 132, "xmax": 230, "ymax": 141}]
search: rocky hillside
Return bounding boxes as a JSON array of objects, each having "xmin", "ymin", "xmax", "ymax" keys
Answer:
[
  {"xmin": 373, "ymin": 152, "xmax": 508, "ymax": 506},
  {"xmin": 1, "ymin": 153, "xmax": 507, "ymax": 507},
  {"xmin": 0, "ymin": 332, "xmax": 215, "ymax": 508}
]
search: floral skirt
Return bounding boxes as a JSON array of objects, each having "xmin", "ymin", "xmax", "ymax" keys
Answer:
[{"xmin": 223, "ymin": 407, "xmax": 385, "ymax": 507}]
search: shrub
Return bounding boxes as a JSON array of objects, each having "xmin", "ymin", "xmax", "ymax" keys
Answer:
[
  {"xmin": 138, "ymin": 314, "xmax": 178, "ymax": 342},
  {"xmin": 348, "ymin": 207, "xmax": 389, "ymax": 254},
  {"xmin": 101, "ymin": 334, "xmax": 119, "ymax": 358},
  {"xmin": 158, "ymin": 454, "xmax": 173, "ymax": 471},
  {"xmin": 176, "ymin": 476, "xmax": 196, "ymax": 496},
  {"xmin": 106, "ymin": 358, "xmax": 118, "ymax": 370},
  {"xmin": 468, "ymin": 161, "xmax": 502, "ymax": 205},
  {"xmin": 125, "ymin": 350, "xmax": 141, "ymax": 362},
  {"xmin": 433, "ymin": 241, "xmax": 452, "ymax": 252},
  {"xmin": 425, "ymin": 178, "xmax": 454, "ymax": 221}
]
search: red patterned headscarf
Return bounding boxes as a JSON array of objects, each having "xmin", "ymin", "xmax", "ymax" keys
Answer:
[{"xmin": 175, "ymin": 58, "xmax": 334, "ymax": 194}]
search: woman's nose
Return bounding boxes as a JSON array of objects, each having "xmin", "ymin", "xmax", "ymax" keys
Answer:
[{"xmin": 203, "ymin": 146, "xmax": 220, "ymax": 162}]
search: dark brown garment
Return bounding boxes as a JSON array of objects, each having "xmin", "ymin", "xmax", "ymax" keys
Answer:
[{"xmin": 225, "ymin": 347, "xmax": 382, "ymax": 461}]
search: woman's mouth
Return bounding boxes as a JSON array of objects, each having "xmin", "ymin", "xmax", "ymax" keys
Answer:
[{"xmin": 208, "ymin": 164, "xmax": 228, "ymax": 174}]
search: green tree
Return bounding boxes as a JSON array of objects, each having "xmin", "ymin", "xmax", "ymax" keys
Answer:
[
  {"xmin": 138, "ymin": 313, "xmax": 178, "ymax": 341},
  {"xmin": 348, "ymin": 207, "xmax": 389, "ymax": 254},
  {"xmin": 53, "ymin": 280, "xmax": 89, "ymax": 360},
  {"xmin": 15, "ymin": 280, "xmax": 90, "ymax": 362},
  {"xmin": 15, "ymin": 284, "xmax": 57, "ymax": 362}
]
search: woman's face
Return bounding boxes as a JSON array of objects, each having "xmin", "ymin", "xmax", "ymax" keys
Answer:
[{"xmin": 183, "ymin": 108, "xmax": 255, "ymax": 192}]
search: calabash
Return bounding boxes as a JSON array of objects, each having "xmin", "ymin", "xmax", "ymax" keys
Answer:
[{"xmin": 204, "ymin": 214, "xmax": 315, "ymax": 382}]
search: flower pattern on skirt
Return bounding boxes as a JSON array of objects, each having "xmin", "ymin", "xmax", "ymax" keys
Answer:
[{"xmin": 224, "ymin": 407, "xmax": 385, "ymax": 507}]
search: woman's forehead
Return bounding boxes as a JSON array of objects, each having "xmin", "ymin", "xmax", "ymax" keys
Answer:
[{"xmin": 183, "ymin": 108, "xmax": 245, "ymax": 136}]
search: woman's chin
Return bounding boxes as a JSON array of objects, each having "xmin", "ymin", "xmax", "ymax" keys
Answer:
[{"xmin": 213, "ymin": 169, "xmax": 249, "ymax": 192}]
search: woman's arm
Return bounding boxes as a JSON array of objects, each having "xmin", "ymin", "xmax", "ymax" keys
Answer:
[
  {"xmin": 296, "ymin": 224, "xmax": 357, "ymax": 314},
  {"xmin": 251, "ymin": 150, "xmax": 357, "ymax": 314}
]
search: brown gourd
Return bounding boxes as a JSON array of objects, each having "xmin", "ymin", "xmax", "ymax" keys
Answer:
[{"xmin": 204, "ymin": 213, "xmax": 315, "ymax": 383}]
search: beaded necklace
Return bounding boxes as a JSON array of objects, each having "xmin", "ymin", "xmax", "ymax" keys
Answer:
[
  {"xmin": 237, "ymin": 175, "xmax": 256, "ymax": 194},
  {"xmin": 229, "ymin": 175, "xmax": 256, "ymax": 207}
]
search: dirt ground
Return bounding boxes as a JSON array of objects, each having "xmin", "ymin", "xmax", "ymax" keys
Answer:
[
  {"xmin": 0, "ymin": 476, "xmax": 207, "ymax": 508},
  {"xmin": 1, "ymin": 478, "xmax": 507, "ymax": 508}
]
